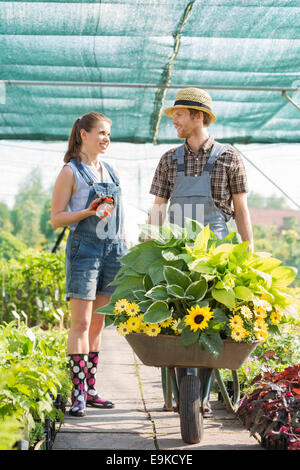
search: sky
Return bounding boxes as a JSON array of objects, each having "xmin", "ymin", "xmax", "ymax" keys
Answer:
[{"xmin": 0, "ymin": 139, "xmax": 299, "ymax": 244}]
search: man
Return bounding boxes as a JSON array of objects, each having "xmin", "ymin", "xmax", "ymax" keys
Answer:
[{"xmin": 147, "ymin": 88, "xmax": 253, "ymax": 415}]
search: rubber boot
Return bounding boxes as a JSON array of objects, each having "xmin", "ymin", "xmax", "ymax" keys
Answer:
[
  {"xmin": 68, "ymin": 353, "xmax": 88, "ymax": 417},
  {"xmin": 86, "ymin": 351, "xmax": 114, "ymax": 408}
]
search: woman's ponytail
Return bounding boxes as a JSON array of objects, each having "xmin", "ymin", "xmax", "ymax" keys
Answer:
[{"xmin": 63, "ymin": 118, "xmax": 82, "ymax": 163}]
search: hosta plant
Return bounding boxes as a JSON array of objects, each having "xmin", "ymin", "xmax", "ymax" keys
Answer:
[{"xmin": 97, "ymin": 221, "xmax": 298, "ymax": 359}]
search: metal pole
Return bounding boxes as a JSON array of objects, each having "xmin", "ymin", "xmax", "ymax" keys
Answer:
[
  {"xmin": 233, "ymin": 144, "xmax": 300, "ymax": 211},
  {"xmin": 3, "ymin": 80, "xmax": 300, "ymax": 93},
  {"xmin": 282, "ymin": 90, "xmax": 300, "ymax": 112}
]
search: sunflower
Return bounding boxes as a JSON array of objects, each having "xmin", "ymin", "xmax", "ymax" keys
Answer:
[
  {"xmin": 145, "ymin": 324, "xmax": 161, "ymax": 337},
  {"xmin": 270, "ymin": 311, "xmax": 281, "ymax": 325},
  {"xmin": 125, "ymin": 302, "xmax": 140, "ymax": 317},
  {"xmin": 126, "ymin": 316, "xmax": 142, "ymax": 332},
  {"xmin": 114, "ymin": 298, "xmax": 130, "ymax": 314},
  {"xmin": 240, "ymin": 305, "xmax": 253, "ymax": 320},
  {"xmin": 185, "ymin": 305, "xmax": 214, "ymax": 332},
  {"xmin": 229, "ymin": 314, "xmax": 243, "ymax": 329},
  {"xmin": 117, "ymin": 322, "xmax": 131, "ymax": 336}
]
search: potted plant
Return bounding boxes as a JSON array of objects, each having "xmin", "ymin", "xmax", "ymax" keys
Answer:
[{"xmin": 97, "ymin": 220, "xmax": 297, "ymax": 366}]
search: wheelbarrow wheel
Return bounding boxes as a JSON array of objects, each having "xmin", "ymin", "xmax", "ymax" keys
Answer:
[{"xmin": 179, "ymin": 375, "xmax": 203, "ymax": 444}]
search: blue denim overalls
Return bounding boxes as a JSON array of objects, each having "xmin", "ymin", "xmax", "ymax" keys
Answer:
[
  {"xmin": 168, "ymin": 142, "xmax": 232, "ymax": 238},
  {"xmin": 65, "ymin": 158, "xmax": 127, "ymax": 300},
  {"xmin": 168, "ymin": 141, "xmax": 232, "ymax": 412}
]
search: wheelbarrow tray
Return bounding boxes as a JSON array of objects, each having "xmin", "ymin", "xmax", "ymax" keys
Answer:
[{"xmin": 126, "ymin": 333, "xmax": 259, "ymax": 370}]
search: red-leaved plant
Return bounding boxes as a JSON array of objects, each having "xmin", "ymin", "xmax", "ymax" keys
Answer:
[{"xmin": 237, "ymin": 365, "xmax": 300, "ymax": 450}]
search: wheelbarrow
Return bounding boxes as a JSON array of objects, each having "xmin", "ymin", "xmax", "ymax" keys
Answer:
[{"xmin": 125, "ymin": 333, "xmax": 259, "ymax": 444}]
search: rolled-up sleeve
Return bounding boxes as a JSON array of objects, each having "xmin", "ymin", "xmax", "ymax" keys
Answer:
[
  {"xmin": 149, "ymin": 155, "xmax": 171, "ymax": 200},
  {"xmin": 228, "ymin": 150, "xmax": 248, "ymax": 194}
]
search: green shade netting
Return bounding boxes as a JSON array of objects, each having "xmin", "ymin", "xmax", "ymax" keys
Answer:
[{"xmin": 0, "ymin": 0, "xmax": 300, "ymax": 143}]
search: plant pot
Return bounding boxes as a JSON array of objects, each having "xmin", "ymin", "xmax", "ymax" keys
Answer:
[{"xmin": 125, "ymin": 333, "xmax": 259, "ymax": 370}]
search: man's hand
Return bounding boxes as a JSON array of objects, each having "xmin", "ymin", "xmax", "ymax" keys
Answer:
[{"xmin": 145, "ymin": 196, "xmax": 168, "ymax": 241}]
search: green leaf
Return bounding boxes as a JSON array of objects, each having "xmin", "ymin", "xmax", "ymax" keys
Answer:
[
  {"xmin": 145, "ymin": 285, "xmax": 168, "ymax": 301},
  {"xmin": 212, "ymin": 307, "xmax": 228, "ymax": 323},
  {"xmin": 133, "ymin": 290, "xmax": 147, "ymax": 301},
  {"xmin": 271, "ymin": 266, "xmax": 297, "ymax": 288},
  {"xmin": 143, "ymin": 273, "xmax": 153, "ymax": 292},
  {"xmin": 194, "ymin": 225, "xmax": 210, "ymax": 253},
  {"xmin": 138, "ymin": 300, "xmax": 153, "ymax": 312},
  {"xmin": 180, "ymin": 326, "xmax": 200, "ymax": 347},
  {"xmin": 185, "ymin": 278, "xmax": 207, "ymax": 300},
  {"xmin": 234, "ymin": 285, "xmax": 253, "ymax": 301},
  {"xmin": 167, "ymin": 284, "xmax": 186, "ymax": 298},
  {"xmin": 212, "ymin": 287, "xmax": 236, "ymax": 309},
  {"xmin": 249, "ymin": 256, "xmax": 282, "ymax": 273},
  {"xmin": 199, "ymin": 332, "xmax": 223, "ymax": 359},
  {"xmin": 163, "ymin": 266, "xmax": 191, "ymax": 290},
  {"xmin": 184, "ymin": 218, "xmax": 204, "ymax": 241},
  {"xmin": 161, "ymin": 248, "xmax": 182, "ymax": 261},
  {"xmin": 120, "ymin": 242, "xmax": 162, "ymax": 273},
  {"xmin": 95, "ymin": 302, "xmax": 115, "ymax": 315},
  {"xmin": 188, "ymin": 258, "xmax": 215, "ymax": 274},
  {"xmin": 110, "ymin": 276, "xmax": 144, "ymax": 303},
  {"xmin": 143, "ymin": 301, "xmax": 171, "ymax": 324}
]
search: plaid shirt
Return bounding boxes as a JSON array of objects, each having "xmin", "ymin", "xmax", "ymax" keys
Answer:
[{"xmin": 149, "ymin": 135, "xmax": 248, "ymax": 217}]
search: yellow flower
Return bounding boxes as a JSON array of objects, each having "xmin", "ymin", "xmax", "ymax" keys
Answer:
[
  {"xmin": 171, "ymin": 319, "xmax": 183, "ymax": 335},
  {"xmin": 185, "ymin": 305, "xmax": 214, "ymax": 332},
  {"xmin": 145, "ymin": 324, "xmax": 161, "ymax": 337},
  {"xmin": 125, "ymin": 302, "xmax": 140, "ymax": 317},
  {"xmin": 254, "ymin": 306, "xmax": 267, "ymax": 319},
  {"xmin": 126, "ymin": 316, "xmax": 142, "ymax": 332},
  {"xmin": 231, "ymin": 327, "xmax": 249, "ymax": 342},
  {"xmin": 240, "ymin": 305, "xmax": 253, "ymax": 320},
  {"xmin": 255, "ymin": 329, "xmax": 268, "ymax": 342},
  {"xmin": 254, "ymin": 318, "xmax": 268, "ymax": 332},
  {"xmin": 160, "ymin": 317, "xmax": 173, "ymax": 328},
  {"xmin": 274, "ymin": 304, "xmax": 284, "ymax": 315},
  {"xmin": 114, "ymin": 299, "xmax": 130, "ymax": 314},
  {"xmin": 252, "ymin": 297, "xmax": 272, "ymax": 318},
  {"xmin": 270, "ymin": 311, "xmax": 281, "ymax": 325},
  {"xmin": 229, "ymin": 314, "xmax": 243, "ymax": 329},
  {"xmin": 138, "ymin": 323, "xmax": 148, "ymax": 333},
  {"xmin": 117, "ymin": 322, "xmax": 131, "ymax": 336}
]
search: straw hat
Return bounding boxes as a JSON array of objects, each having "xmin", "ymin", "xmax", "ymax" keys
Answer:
[{"xmin": 164, "ymin": 88, "xmax": 216, "ymax": 123}]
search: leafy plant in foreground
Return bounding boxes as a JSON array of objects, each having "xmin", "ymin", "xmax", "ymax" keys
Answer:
[{"xmin": 97, "ymin": 221, "xmax": 298, "ymax": 359}]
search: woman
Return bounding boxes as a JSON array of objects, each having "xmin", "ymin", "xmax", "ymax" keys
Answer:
[{"xmin": 51, "ymin": 112, "xmax": 127, "ymax": 417}]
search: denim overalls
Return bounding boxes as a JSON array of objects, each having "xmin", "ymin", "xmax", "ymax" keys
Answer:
[
  {"xmin": 168, "ymin": 142, "xmax": 232, "ymax": 406},
  {"xmin": 168, "ymin": 142, "xmax": 232, "ymax": 238},
  {"xmin": 65, "ymin": 158, "xmax": 127, "ymax": 301}
]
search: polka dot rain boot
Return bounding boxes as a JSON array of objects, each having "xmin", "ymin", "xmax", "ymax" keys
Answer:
[
  {"xmin": 86, "ymin": 351, "xmax": 115, "ymax": 408},
  {"xmin": 68, "ymin": 353, "xmax": 88, "ymax": 417}
]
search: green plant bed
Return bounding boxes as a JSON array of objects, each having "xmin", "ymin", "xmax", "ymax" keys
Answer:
[
  {"xmin": 0, "ymin": 250, "xmax": 69, "ymax": 328},
  {"xmin": 0, "ymin": 322, "xmax": 70, "ymax": 450}
]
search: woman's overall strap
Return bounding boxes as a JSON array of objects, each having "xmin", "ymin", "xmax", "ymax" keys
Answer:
[
  {"xmin": 70, "ymin": 158, "xmax": 95, "ymax": 186},
  {"xmin": 101, "ymin": 161, "xmax": 120, "ymax": 186}
]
